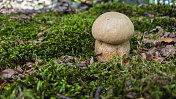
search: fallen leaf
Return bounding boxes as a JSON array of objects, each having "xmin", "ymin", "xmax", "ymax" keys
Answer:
[
  {"xmin": 0, "ymin": 69, "xmax": 15, "ymax": 79},
  {"xmin": 158, "ymin": 38, "xmax": 175, "ymax": 43},
  {"xmin": 160, "ymin": 45, "xmax": 175, "ymax": 58},
  {"xmin": 123, "ymin": 57, "xmax": 130, "ymax": 66}
]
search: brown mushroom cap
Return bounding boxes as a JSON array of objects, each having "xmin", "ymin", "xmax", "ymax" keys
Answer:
[
  {"xmin": 95, "ymin": 40, "xmax": 130, "ymax": 62},
  {"xmin": 92, "ymin": 12, "xmax": 134, "ymax": 44}
]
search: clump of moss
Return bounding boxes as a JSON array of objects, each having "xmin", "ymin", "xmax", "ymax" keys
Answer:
[
  {"xmin": 0, "ymin": 12, "xmax": 95, "ymax": 67},
  {"xmin": 0, "ymin": 2, "xmax": 176, "ymax": 99}
]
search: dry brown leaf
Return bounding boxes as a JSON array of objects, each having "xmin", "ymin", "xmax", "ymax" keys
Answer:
[
  {"xmin": 123, "ymin": 57, "xmax": 130, "ymax": 66},
  {"xmin": 158, "ymin": 38, "xmax": 175, "ymax": 43},
  {"xmin": 160, "ymin": 45, "xmax": 175, "ymax": 57},
  {"xmin": 0, "ymin": 69, "xmax": 15, "ymax": 79}
]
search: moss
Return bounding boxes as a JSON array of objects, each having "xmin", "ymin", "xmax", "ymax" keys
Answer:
[{"xmin": 0, "ymin": 2, "xmax": 176, "ymax": 99}]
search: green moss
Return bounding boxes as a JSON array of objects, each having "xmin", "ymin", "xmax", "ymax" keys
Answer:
[{"xmin": 0, "ymin": 2, "xmax": 176, "ymax": 99}]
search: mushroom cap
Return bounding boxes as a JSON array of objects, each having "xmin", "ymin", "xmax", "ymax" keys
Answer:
[
  {"xmin": 92, "ymin": 12, "xmax": 134, "ymax": 44},
  {"xmin": 95, "ymin": 40, "xmax": 130, "ymax": 62}
]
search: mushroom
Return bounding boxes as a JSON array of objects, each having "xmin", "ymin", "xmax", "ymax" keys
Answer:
[{"xmin": 92, "ymin": 12, "xmax": 134, "ymax": 62}]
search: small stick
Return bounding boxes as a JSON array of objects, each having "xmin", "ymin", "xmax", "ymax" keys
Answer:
[
  {"xmin": 95, "ymin": 86, "xmax": 103, "ymax": 99},
  {"xmin": 0, "ymin": 81, "xmax": 7, "ymax": 90},
  {"xmin": 96, "ymin": 53, "xmax": 102, "ymax": 56},
  {"xmin": 80, "ymin": 77, "xmax": 89, "ymax": 89}
]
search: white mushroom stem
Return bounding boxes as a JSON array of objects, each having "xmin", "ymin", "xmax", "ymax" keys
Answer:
[
  {"xmin": 92, "ymin": 12, "xmax": 134, "ymax": 62},
  {"xmin": 95, "ymin": 40, "xmax": 130, "ymax": 62}
]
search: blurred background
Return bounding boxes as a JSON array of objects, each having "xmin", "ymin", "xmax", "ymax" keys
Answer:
[{"xmin": 0, "ymin": 0, "xmax": 176, "ymax": 14}]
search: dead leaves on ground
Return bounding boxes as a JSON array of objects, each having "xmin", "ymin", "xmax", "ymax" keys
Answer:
[
  {"xmin": 140, "ymin": 26, "xmax": 176, "ymax": 62},
  {"xmin": 0, "ymin": 60, "xmax": 45, "ymax": 81},
  {"xmin": 55, "ymin": 55, "xmax": 94, "ymax": 71}
]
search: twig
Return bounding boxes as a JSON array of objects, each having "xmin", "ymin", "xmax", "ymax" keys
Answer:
[
  {"xmin": 0, "ymin": 81, "xmax": 7, "ymax": 90},
  {"xmin": 57, "ymin": 94, "xmax": 72, "ymax": 99},
  {"xmin": 96, "ymin": 53, "xmax": 102, "ymax": 56},
  {"xmin": 80, "ymin": 77, "xmax": 88, "ymax": 89},
  {"xmin": 18, "ymin": 85, "xmax": 22, "ymax": 94},
  {"xmin": 95, "ymin": 86, "xmax": 103, "ymax": 99}
]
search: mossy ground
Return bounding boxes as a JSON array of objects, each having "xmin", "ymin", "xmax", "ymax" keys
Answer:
[{"xmin": 0, "ymin": 2, "xmax": 176, "ymax": 98}]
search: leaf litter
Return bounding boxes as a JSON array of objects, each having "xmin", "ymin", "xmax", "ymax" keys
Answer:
[{"xmin": 140, "ymin": 26, "xmax": 176, "ymax": 62}]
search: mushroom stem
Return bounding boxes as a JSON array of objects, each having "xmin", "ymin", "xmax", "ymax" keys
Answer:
[{"xmin": 95, "ymin": 40, "xmax": 130, "ymax": 62}]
